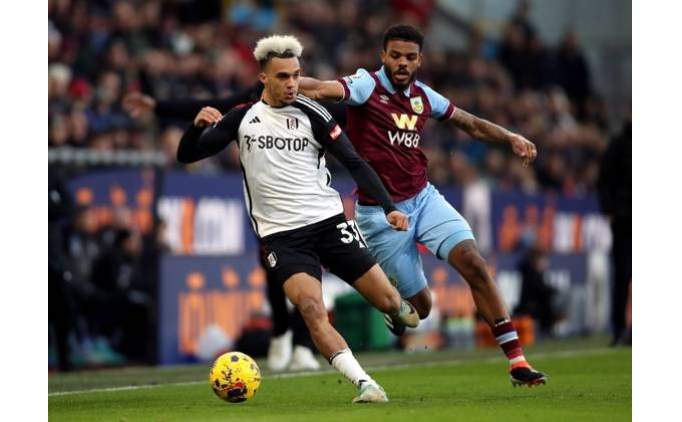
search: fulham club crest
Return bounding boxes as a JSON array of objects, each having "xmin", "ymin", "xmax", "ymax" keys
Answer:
[
  {"xmin": 267, "ymin": 251, "xmax": 277, "ymax": 268},
  {"xmin": 286, "ymin": 117, "xmax": 299, "ymax": 130},
  {"xmin": 410, "ymin": 96, "xmax": 424, "ymax": 114}
]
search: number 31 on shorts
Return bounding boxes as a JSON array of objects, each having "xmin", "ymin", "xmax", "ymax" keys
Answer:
[{"xmin": 336, "ymin": 220, "xmax": 367, "ymax": 248}]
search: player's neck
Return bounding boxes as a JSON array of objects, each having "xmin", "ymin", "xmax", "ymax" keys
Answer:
[{"xmin": 261, "ymin": 92, "xmax": 286, "ymax": 108}]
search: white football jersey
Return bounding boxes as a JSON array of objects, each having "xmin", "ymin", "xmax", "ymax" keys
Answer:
[{"xmin": 212, "ymin": 96, "xmax": 345, "ymax": 238}]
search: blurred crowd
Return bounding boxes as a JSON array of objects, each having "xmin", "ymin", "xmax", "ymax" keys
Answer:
[
  {"xmin": 49, "ymin": 167, "xmax": 167, "ymax": 369},
  {"xmin": 49, "ymin": 0, "xmax": 616, "ymax": 197},
  {"xmin": 48, "ymin": 0, "xmax": 632, "ymax": 368}
]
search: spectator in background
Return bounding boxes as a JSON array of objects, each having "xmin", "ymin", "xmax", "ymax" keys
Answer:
[
  {"xmin": 556, "ymin": 30, "xmax": 592, "ymax": 118},
  {"xmin": 597, "ymin": 120, "xmax": 632, "ymax": 346},
  {"xmin": 514, "ymin": 247, "xmax": 559, "ymax": 338},
  {"xmin": 497, "ymin": 22, "xmax": 527, "ymax": 90},
  {"xmin": 47, "ymin": 0, "xmax": 611, "ymax": 197},
  {"xmin": 159, "ymin": 126, "xmax": 186, "ymax": 169},
  {"xmin": 49, "ymin": 167, "xmax": 77, "ymax": 371},
  {"xmin": 48, "ymin": 63, "xmax": 72, "ymax": 116},
  {"xmin": 510, "ymin": 0, "xmax": 537, "ymax": 41},
  {"xmin": 67, "ymin": 208, "xmax": 101, "ymax": 285},
  {"xmin": 89, "ymin": 228, "xmax": 153, "ymax": 361}
]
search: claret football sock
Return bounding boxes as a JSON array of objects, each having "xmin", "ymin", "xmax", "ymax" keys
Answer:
[
  {"xmin": 493, "ymin": 319, "xmax": 548, "ymax": 386},
  {"xmin": 492, "ymin": 318, "xmax": 528, "ymax": 367}
]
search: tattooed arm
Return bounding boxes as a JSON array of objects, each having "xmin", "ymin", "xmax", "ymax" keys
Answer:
[{"xmin": 449, "ymin": 108, "xmax": 538, "ymax": 165}]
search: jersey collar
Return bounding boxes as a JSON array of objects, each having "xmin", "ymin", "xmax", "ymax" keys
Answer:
[
  {"xmin": 377, "ymin": 66, "xmax": 412, "ymax": 97},
  {"xmin": 260, "ymin": 97, "xmax": 288, "ymax": 109}
]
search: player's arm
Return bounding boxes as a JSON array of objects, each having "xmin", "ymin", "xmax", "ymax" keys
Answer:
[
  {"xmin": 123, "ymin": 83, "xmax": 263, "ymax": 120},
  {"xmin": 177, "ymin": 107, "xmax": 235, "ymax": 163},
  {"xmin": 449, "ymin": 108, "xmax": 537, "ymax": 165},
  {"xmin": 298, "ymin": 77, "xmax": 345, "ymax": 102},
  {"xmin": 325, "ymin": 130, "xmax": 408, "ymax": 231},
  {"xmin": 300, "ymin": 69, "xmax": 375, "ymax": 105}
]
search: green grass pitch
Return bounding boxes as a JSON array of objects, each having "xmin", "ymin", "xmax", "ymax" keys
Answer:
[{"xmin": 49, "ymin": 338, "xmax": 631, "ymax": 421}]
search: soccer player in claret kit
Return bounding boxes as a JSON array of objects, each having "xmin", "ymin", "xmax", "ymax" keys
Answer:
[
  {"xmin": 299, "ymin": 24, "xmax": 547, "ymax": 386},
  {"xmin": 177, "ymin": 35, "xmax": 420, "ymax": 403}
]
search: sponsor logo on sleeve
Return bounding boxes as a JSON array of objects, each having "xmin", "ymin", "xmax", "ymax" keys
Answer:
[
  {"xmin": 330, "ymin": 124, "xmax": 342, "ymax": 140},
  {"xmin": 344, "ymin": 73, "xmax": 362, "ymax": 85}
]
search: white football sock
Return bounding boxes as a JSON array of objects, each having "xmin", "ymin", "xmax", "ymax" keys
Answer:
[{"xmin": 329, "ymin": 348, "xmax": 373, "ymax": 387}]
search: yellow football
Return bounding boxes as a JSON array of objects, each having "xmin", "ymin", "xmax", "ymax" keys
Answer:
[{"xmin": 208, "ymin": 352, "xmax": 262, "ymax": 403}]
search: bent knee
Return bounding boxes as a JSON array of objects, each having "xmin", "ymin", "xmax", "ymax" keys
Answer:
[
  {"xmin": 414, "ymin": 299, "xmax": 432, "ymax": 320},
  {"xmin": 415, "ymin": 302, "xmax": 431, "ymax": 320},
  {"xmin": 451, "ymin": 243, "xmax": 491, "ymax": 284},
  {"xmin": 297, "ymin": 296, "xmax": 327, "ymax": 322},
  {"xmin": 409, "ymin": 290, "xmax": 432, "ymax": 319}
]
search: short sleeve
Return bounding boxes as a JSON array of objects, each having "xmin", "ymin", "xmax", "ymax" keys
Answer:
[
  {"xmin": 337, "ymin": 68, "xmax": 376, "ymax": 106},
  {"xmin": 416, "ymin": 81, "xmax": 456, "ymax": 121}
]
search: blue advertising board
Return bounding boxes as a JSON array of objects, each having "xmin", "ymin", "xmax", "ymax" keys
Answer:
[
  {"xmin": 157, "ymin": 250, "xmax": 588, "ymax": 364},
  {"xmin": 66, "ymin": 169, "xmax": 603, "ymax": 364}
]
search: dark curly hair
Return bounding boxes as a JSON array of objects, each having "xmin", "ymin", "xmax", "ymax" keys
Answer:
[{"xmin": 382, "ymin": 24, "xmax": 424, "ymax": 51}]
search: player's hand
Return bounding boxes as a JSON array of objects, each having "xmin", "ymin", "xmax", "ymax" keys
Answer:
[
  {"xmin": 194, "ymin": 107, "xmax": 222, "ymax": 127},
  {"xmin": 386, "ymin": 210, "xmax": 409, "ymax": 231},
  {"xmin": 509, "ymin": 133, "xmax": 537, "ymax": 167},
  {"xmin": 122, "ymin": 92, "xmax": 157, "ymax": 118}
]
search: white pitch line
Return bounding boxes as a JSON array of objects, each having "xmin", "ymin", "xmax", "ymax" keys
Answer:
[{"xmin": 48, "ymin": 347, "xmax": 617, "ymax": 397}]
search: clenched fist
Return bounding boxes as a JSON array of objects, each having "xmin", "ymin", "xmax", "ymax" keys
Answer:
[
  {"xmin": 509, "ymin": 133, "xmax": 537, "ymax": 167},
  {"xmin": 194, "ymin": 107, "xmax": 223, "ymax": 128},
  {"xmin": 386, "ymin": 210, "xmax": 409, "ymax": 231}
]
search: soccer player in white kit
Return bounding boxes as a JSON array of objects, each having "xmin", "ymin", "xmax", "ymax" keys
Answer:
[{"xmin": 177, "ymin": 35, "xmax": 419, "ymax": 403}]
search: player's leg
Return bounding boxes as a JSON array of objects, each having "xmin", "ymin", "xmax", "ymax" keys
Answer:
[
  {"xmin": 355, "ymin": 203, "xmax": 428, "ymax": 326},
  {"xmin": 404, "ymin": 287, "xmax": 432, "ymax": 320},
  {"xmin": 264, "ymin": 257, "xmax": 318, "ymax": 371},
  {"xmin": 352, "ymin": 264, "xmax": 420, "ymax": 331},
  {"xmin": 446, "ymin": 240, "xmax": 545, "ymax": 385},
  {"xmin": 265, "ymin": 275, "xmax": 293, "ymax": 371},
  {"xmin": 282, "ymin": 272, "xmax": 387, "ymax": 402},
  {"xmin": 282, "ymin": 273, "xmax": 345, "ymax": 357},
  {"xmin": 289, "ymin": 308, "xmax": 320, "ymax": 370},
  {"xmin": 320, "ymin": 216, "xmax": 419, "ymax": 335},
  {"xmin": 415, "ymin": 184, "xmax": 504, "ymax": 323},
  {"xmin": 416, "ymin": 183, "xmax": 547, "ymax": 386},
  {"xmin": 447, "ymin": 240, "xmax": 506, "ymax": 324}
]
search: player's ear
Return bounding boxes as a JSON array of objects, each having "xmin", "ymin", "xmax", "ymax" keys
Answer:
[
  {"xmin": 380, "ymin": 49, "xmax": 386, "ymax": 64},
  {"xmin": 258, "ymin": 71, "xmax": 267, "ymax": 85}
]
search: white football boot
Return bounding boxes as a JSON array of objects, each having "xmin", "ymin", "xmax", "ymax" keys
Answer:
[
  {"xmin": 352, "ymin": 380, "xmax": 389, "ymax": 403},
  {"xmin": 267, "ymin": 330, "xmax": 292, "ymax": 372},
  {"xmin": 384, "ymin": 299, "xmax": 419, "ymax": 336},
  {"xmin": 288, "ymin": 345, "xmax": 321, "ymax": 371}
]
